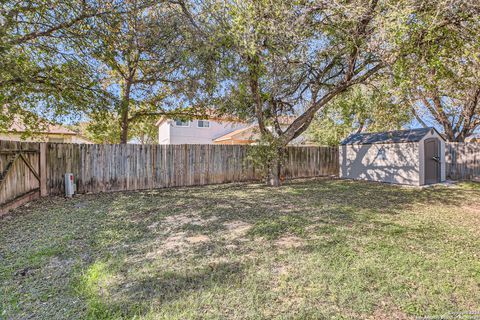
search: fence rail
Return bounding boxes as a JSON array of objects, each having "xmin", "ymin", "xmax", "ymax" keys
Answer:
[
  {"xmin": 445, "ymin": 142, "xmax": 480, "ymax": 181},
  {"xmin": 0, "ymin": 141, "xmax": 339, "ymax": 214}
]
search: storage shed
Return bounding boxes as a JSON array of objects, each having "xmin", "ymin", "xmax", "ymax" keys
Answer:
[{"xmin": 340, "ymin": 128, "xmax": 446, "ymax": 186}]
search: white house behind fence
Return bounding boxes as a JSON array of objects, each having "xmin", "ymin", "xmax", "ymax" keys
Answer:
[
  {"xmin": 156, "ymin": 114, "xmax": 306, "ymax": 145},
  {"xmin": 156, "ymin": 117, "xmax": 248, "ymax": 145}
]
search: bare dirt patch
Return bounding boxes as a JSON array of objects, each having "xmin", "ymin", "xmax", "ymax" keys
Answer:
[
  {"xmin": 186, "ymin": 235, "xmax": 210, "ymax": 244},
  {"xmin": 462, "ymin": 203, "xmax": 480, "ymax": 214},
  {"xmin": 223, "ymin": 220, "xmax": 252, "ymax": 240},
  {"xmin": 369, "ymin": 304, "xmax": 412, "ymax": 320},
  {"xmin": 162, "ymin": 213, "xmax": 218, "ymax": 230},
  {"xmin": 144, "ymin": 232, "xmax": 211, "ymax": 258},
  {"xmin": 162, "ymin": 232, "xmax": 188, "ymax": 251},
  {"xmin": 275, "ymin": 236, "xmax": 305, "ymax": 249}
]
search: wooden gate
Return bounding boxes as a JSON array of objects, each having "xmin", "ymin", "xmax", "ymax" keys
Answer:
[{"xmin": 0, "ymin": 141, "xmax": 43, "ymax": 215}]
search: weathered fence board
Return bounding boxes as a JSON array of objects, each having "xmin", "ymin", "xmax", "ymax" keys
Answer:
[{"xmin": 446, "ymin": 142, "xmax": 480, "ymax": 181}]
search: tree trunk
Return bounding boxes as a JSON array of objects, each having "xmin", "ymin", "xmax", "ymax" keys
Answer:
[
  {"xmin": 266, "ymin": 147, "xmax": 284, "ymax": 187},
  {"xmin": 441, "ymin": 123, "xmax": 456, "ymax": 142},
  {"xmin": 119, "ymin": 79, "xmax": 132, "ymax": 144},
  {"xmin": 267, "ymin": 159, "xmax": 281, "ymax": 186},
  {"xmin": 120, "ymin": 109, "xmax": 129, "ymax": 144},
  {"xmin": 411, "ymin": 107, "xmax": 428, "ymax": 128},
  {"xmin": 247, "ymin": 54, "xmax": 268, "ymax": 135}
]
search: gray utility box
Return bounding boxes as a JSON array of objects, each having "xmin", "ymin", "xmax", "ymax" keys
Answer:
[{"xmin": 64, "ymin": 173, "xmax": 75, "ymax": 197}]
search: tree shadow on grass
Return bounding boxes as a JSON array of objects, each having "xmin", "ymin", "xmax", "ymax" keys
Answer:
[
  {"xmin": 2, "ymin": 178, "xmax": 478, "ymax": 319},
  {"xmin": 286, "ymin": 179, "xmax": 473, "ymax": 212},
  {"xmin": 76, "ymin": 260, "xmax": 243, "ymax": 318},
  {"xmin": 141, "ymin": 179, "xmax": 472, "ymax": 220},
  {"xmin": 84, "ymin": 178, "xmax": 474, "ymax": 260}
]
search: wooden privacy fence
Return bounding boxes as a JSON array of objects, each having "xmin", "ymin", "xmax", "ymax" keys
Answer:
[
  {"xmin": 0, "ymin": 141, "xmax": 339, "ymax": 214},
  {"xmin": 46, "ymin": 144, "xmax": 339, "ymax": 194},
  {"xmin": 445, "ymin": 142, "xmax": 480, "ymax": 181}
]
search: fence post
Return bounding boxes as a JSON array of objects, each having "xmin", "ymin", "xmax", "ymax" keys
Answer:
[{"xmin": 39, "ymin": 143, "xmax": 48, "ymax": 197}]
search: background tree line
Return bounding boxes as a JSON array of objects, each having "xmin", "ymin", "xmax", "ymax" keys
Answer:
[{"xmin": 1, "ymin": 0, "xmax": 479, "ymax": 184}]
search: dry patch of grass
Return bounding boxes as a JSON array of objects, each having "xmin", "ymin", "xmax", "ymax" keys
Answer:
[{"xmin": 1, "ymin": 179, "xmax": 480, "ymax": 319}]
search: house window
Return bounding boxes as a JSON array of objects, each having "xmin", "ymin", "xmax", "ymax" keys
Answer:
[
  {"xmin": 197, "ymin": 120, "xmax": 210, "ymax": 128},
  {"xmin": 174, "ymin": 120, "xmax": 190, "ymax": 127}
]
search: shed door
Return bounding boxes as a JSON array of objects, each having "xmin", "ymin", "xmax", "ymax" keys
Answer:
[{"xmin": 424, "ymin": 138, "xmax": 440, "ymax": 184}]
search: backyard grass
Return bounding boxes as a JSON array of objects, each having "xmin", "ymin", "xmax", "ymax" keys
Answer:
[{"xmin": 1, "ymin": 179, "xmax": 479, "ymax": 319}]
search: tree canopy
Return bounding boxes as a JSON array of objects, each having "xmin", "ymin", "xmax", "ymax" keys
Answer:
[
  {"xmin": 392, "ymin": 0, "xmax": 480, "ymax": 141},
  {"xmin": 189, "ymin": 0, "xmax": 409, "ymax": 184},
  {"xmin": 0, "ymin": 0, "xmax": 114, "ymax": 131},
  {"xmin": 1, "ymin": 0, "xmax": 212, "ymax": 142},
  {"xmin": 1, "ymin": 0, "xmax": 479, "ymax": 182},
  {"xmin": 306, "ymin": 84, "xmax": 412, "ymax": 146}
]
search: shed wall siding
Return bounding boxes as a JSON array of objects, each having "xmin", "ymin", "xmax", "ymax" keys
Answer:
[{"xmin": 340, "ymin": 142, "xmax": 420, "ymax": 185}]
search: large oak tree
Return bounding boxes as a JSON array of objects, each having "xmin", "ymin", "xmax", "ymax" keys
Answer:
[
  {"xmin": 194, "ymin": 0, "xmax": 401, "ymax": 185},
  {"xmin": 394, "ymin": 0, "xmax": 480, "ymax": 141},
  {"xmin": 0, "ymin": 0, "xmax": 118, "ymax": 131},
  {"xmin": 1, "ymin": 0, "xmax": 208, "ymax": 142}
]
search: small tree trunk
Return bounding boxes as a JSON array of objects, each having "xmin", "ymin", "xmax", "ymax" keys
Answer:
[
  {"xmin": 267, "ymin": 159, "xmax": 281, "ymax": 186},
  {"xmin": 266, "ymin": 147, "xmax": 284, "ymax": 187},
  {"xmin": 120, "ymin": 111, "xmax": 129, "ymax": 144},
  {"xmin": 444, "ymin": 126, "xmax": 456, "ymax": 142},
  {"xmin": 119, "ymin": 79, "xmax": 132, "ymax": 144},
  {"xmin": 455, "ymin": 135, "xmax": 465, "ymax": 142}
]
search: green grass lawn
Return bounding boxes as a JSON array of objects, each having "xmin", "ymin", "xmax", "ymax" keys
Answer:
[{"xmin": 1, "ymin": 179, "xmax": 479, "ymax": 319}]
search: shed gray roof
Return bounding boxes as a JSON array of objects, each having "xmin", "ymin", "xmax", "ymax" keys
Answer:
[{"xmin": 340, "ymin": 128, "xmax": 440, "ymax": 145}]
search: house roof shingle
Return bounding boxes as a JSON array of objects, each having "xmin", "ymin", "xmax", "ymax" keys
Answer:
[
  {"xmin": 340, "ymin": 127, "xmax": 442, "ymax": 145},
  {"xmin": 8, "ymin": 117, "xmax": 77, "ymax": 135},
  {"xmin": 156, "ymin": 111, "xmax": 298, "ymax": 127},
  {"xmin": 155, "ymin": 109, "xmax": 244, "ymax": 127},
  {"xmin": 213, "ymin": 126, "xmax": 257, "ymax": 143}
]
